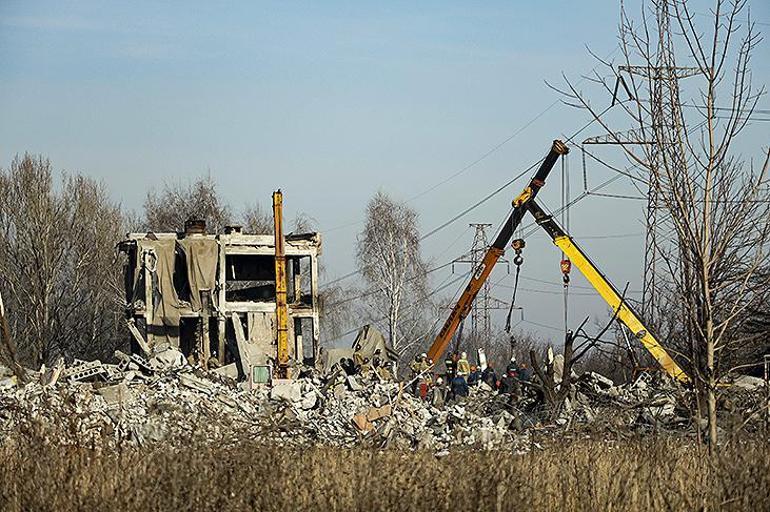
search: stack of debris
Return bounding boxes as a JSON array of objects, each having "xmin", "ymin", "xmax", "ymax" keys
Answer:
[
  {"xmin": 0, "ymin": 354, "xmax": 528, "ymax": 453},
  {"xmin": 1, "ymin": 355, "xmax": 766, "ymax": 452}
]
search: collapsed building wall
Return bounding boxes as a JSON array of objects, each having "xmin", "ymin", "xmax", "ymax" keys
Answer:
[{"xmin": 118, "ymin": 221, "xmax": 321, "ymax": 379}]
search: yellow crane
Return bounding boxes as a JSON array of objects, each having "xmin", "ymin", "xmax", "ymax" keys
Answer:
[
  {"xmin": 426, "ymin": 140, "xmax": 689, "ymax": 383},
  {"xmin": 525, "ymin": 199, "xmax": 689, "ymax": 383},
  {"xmin": 273, "ymin": 190, "xmax": 290, "ymax": 378}
]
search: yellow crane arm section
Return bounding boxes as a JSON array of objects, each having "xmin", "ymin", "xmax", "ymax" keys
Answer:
[
  {"xmin": 527, "ymin": 200, "xmax": 689, "ymax": 383},
  {"xmin": 273, "ymin": 190, "xmax": 290, "ymax": 377}
]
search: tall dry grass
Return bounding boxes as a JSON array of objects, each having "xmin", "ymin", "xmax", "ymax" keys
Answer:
[{"xmin": 1, "ymin": 435, "xmax": 768, "ymax": 511}]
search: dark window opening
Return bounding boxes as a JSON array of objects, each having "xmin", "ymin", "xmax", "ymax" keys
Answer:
[
  {"xmin": 225, "ymin": 254, "xmax": 276, "ymax": 302},
  {"xmin": 173, "ymin": 247, "xmax": 191, "ymax": 304},
  {"xmin": 123, "ymin": 248, "xmax": 137, "ymax": 303},
  {"xmin": 297, "ymin": 317, "xmax": 316, "ymax": 366},
  {"xmin": 179, "ymin": 317, "xmax": 199, "ymax": 357},
  {"xmin": 288, "ymin": 256, "xmax": 313, "ymax": 307}
]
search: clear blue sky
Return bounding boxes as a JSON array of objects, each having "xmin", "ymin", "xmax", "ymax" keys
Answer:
[{"xmin": 1, "ymin": 1, "xmax": 768, "ymax": 344}]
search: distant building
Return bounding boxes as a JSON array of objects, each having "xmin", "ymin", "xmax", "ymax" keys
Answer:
[{"xmin": 118, "ymin": 220, "xmax": 321, "ymax": 378}]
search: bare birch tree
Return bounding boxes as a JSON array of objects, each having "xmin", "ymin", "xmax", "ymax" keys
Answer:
[
  {"xmin": 0, "ymin": 155, "xmax": 125, "ymax": 365},
  {"xmin": 356, "ymin": 191, "xmax": 430, "ymax": 358},
  {"xmin": 554, "ymin": 0, "xmax": 770, "ymax": 453}
]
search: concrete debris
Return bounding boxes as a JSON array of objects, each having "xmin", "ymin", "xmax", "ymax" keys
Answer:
[
  {"xmin": 97, "ymin": 382, "xmax": 135, "ymax": 406},
  {"xmin": 270, "ymin": 379, "xmax": 303, "ymax": 403},
  {"xmin": 149, "ymin": 348, "xmax": 186, "ymax": 371},
  {"xmin": 0, "ymin": 357, "xmax": 766, "ymax": 454},
  {"xmin": 728, "ymin": 375, "xmax": 766, "ymax": 391},
  {"xmin": 212, "ymin": 363, "xmax": 238, "ymax": 380}
]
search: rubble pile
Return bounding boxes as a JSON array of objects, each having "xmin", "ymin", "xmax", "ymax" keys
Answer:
[
  {"xmin": 0, "ymin": 353, "xmax": 527, "ymax": 453},
  {"xmin": 569, "ymin": 371, "xmax": 689, "ymax": 431},
  {"xmin": 1, "ymin": 353, "xmax": 766, "ymax": 452}
]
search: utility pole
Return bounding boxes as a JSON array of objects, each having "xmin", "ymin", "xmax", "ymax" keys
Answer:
[
  {"xmin": 451, "ymin": 223, "xmax": 508, "ymax": 347},
  {"xmin": 583, "ymin": 1, "xmax": 698, "ymax": 320}
]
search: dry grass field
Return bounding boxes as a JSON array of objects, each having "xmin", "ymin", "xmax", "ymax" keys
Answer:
[{"xmin": 1, "ymin": 435, "xmax": 768, "ymax": 511}]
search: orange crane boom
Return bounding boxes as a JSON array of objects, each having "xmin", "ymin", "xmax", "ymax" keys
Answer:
[{"xmin": 426, "ymin": 140, "xmax": 569, "ymax": 363}]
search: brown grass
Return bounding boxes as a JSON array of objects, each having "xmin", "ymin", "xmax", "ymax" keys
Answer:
[{"xmin": 1, "ymin": 435, "xmax": 768, "ymax": 511}]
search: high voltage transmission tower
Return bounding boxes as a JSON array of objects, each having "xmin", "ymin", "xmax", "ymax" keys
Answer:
[
  {"xmin": 582, "ymin": 1, "xmax": 698, "ymax": 319},
  {"xmin": 451, "ymin": 223, "xmax": 509, "ymax": 345}
]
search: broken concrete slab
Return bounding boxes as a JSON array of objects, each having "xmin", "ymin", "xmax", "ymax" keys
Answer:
[
  {"xmin": 62, "ymin": 360, "xmax": 108, "ymax": 382},
  {"xmin": 150, "ymin": 348, "xmax": 186, "ymax": 371},
  {"xmin": 729, "ymin": 375, "xmax": 766, "ymax": 391},
  {"xmin": 212, "ymin": 363, "xmax": 238, "ymax": 380},
  {"xmin": 270, "ymin": 379, "xmax": 302, "ymax": 403},
  {"xmin": 98, "ymin": 382, "xmax": 135, "ymax": 406},
  {"xmin": 365, "ymin": 404, "xmax": 392, "ymax": 422},
  {"xmin": 179, "ymin": 373, "xmax": 214, "ymax": 393},
  {"xmin": 4, "ymin": 352, "xmax": 768, "ymax": 455}
]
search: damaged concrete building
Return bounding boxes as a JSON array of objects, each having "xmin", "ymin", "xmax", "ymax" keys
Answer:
[{"xmin": 118, "ymin": 214, "xmax": 321, "ymax": 382}]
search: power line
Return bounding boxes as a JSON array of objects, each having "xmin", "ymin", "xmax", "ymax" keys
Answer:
[
  {"xmin": 519, "ymin": 173, "xmax": 626, "ymax": 239},
  {"xmin": 418, "ymin": 162, "xmax": 539, "ymax": 241},
  {"xmin": 421, "ymin": 103, "xmax": 620, "ymax": 244},
  {"xmin": 324, "ymin": 260, "xmax": 455, "ymax": 309},
  {"xmin": 578, "ymin": 232, "xmax": 645, "ymax": 240},
  {"xmin": 681, "ymin": 103, "xmax": 770, "ymax": 115},
  {"xmin": 325, "ymin": 270, "xmax": 471, "ymax": 343},
  {"xmin": 520, "ymin": 319, "xmax": 565, "ymax": 333},
  {"xmin": 322, "ymin": 48, "xmax": 621, "ymax": 237},
  {"xmin": 403, "ymin": 46, "xmax": 620, "ymax": 203},
  {"xmin": 406, "ymin": 105, "xmax": 560, "ymax": 203},
  {"xmin": 322, "ymin": 102, "xmax": 619, "ymax": 289},
  {"xmin": 325, "ymin": 225, "xmax": 474, "ymax": 309}
]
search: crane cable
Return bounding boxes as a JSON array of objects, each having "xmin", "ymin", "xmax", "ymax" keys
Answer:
[
  {"xmin": 503, "ymin": 261, "xmax": 521, "ymax": 333},
  {"xmin": 561, "ymin": 152, "xmax": 572, "ymax": 336},
  {"xmin": 504, "ymin": 234, "xmax": 525, "ymax": 333}
]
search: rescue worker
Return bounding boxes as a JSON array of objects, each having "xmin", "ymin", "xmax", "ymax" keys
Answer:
[
  {"xmin": 481, "ymin": 363, "xmax": 498, "ymax": 389},
  {"xmin": 418, "ymin": 353, "xmax": 432, "ymax": 380},
  {"xmin": 444, "ymin": 353, "xmax": 456, "ymax": 381},
  {"xmin": 467, "ymin": 365, "xmax": 481, "ymax": 386},
  {"xmin": 450, "ymin": 374, "xmax": 469, "ymax": 401},
  {"xmin": 409, "ymin": 354, "xmax": 422, "ymax": 377},
  {"xmin": 456, "ymin": 351, "xmax": 471, "ymax": 381},
  {"xmin": 498, "ymin": 368, "xmax": 521, "ymax": 400},
  {"xmin": 409, "ymin": 354, "xmax": 422, "ymax": 396},
  {"xmin": 431, "ymin": 377, "xmax": 447, "ymax": 408},
  {"xmin": 417, "ymin": 353, "xmax": 432, "ymax": 398},
  {"xmin": 518, "ymin": 362, "xmax": 532, "ymax": 383},
  {"xmin": 506, "ymin": 355, "xmax": 518, "ymax": 376}
]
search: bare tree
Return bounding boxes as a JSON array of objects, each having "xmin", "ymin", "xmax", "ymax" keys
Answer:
[
  {"xmin": 144, "ymin": 174, "xmax": 232, "ymax": 233},
  {"xmin": 318, "ymin": 284, "xmax": 361, "ymax": 345},
  {"xmin": 0, "ymin": 155, "xmax": 125, "ymax": 366},
  {"xmin": 555, "ymin": 0, "xmax": 770, "ymax": 452},
  {"xmin": 356, "ymin": 191, "xmax": 430, "ymax": 358},
  {"xmin": 242, "ymin": 202, "xmax": 273, "ymax": 234},
  {"xmin": 0, "ymin": 289, "xmax": 25, "ymax": 381}
]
